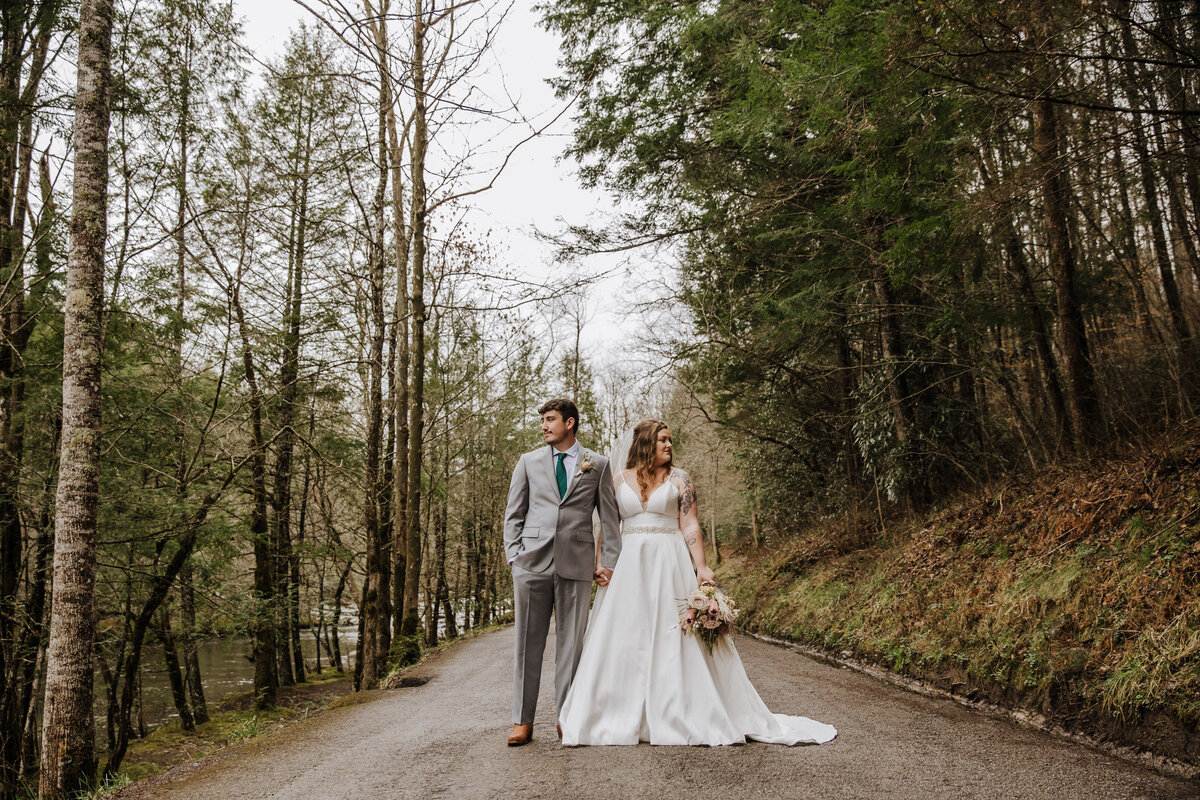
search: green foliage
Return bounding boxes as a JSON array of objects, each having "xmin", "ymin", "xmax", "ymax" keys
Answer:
[
  {"xmin": 543, "ymin": 0, "xmax": 1200, "ymax": 535},
  {"xmin": 543, "ymin": 0, "xmax": 1003, "ymax": 521}
]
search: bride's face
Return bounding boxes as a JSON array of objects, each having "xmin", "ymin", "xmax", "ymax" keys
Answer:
[{"xmin": 653, "ymin": 428, "xmax": 673, "ymax": 467}]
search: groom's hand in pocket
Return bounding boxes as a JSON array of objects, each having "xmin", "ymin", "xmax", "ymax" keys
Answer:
[{"xmin": 594, "ymin": 567, "xmax": 612, "ymax": 587}]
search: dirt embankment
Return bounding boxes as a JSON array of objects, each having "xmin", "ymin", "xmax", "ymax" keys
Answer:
[{"xmin": 722, "ymin": 424, "xmax": 1200, "ymax": 773}]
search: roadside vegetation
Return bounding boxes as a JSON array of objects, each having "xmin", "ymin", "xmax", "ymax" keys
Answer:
[{"xmin": 723, "ymin": 425, "xmax": 1200, "ymax": 767}]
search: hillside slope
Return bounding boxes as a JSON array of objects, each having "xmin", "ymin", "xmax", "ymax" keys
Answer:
[{"xmin": 723, "ymin": 424, "xmax": 1200, "ymax": 772}]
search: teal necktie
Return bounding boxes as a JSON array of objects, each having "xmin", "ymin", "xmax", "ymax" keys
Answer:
[{"xmin": 555, "ymin": 452, "xmax": 568, "ymax": 498}]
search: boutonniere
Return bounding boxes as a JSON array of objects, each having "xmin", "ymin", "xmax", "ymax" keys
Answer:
[{"xmin": 574, "ymin": 456, "xmax": 595, "ymax": 478}]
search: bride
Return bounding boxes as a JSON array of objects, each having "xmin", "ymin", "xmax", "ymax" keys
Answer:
[{"xmin": 558, "ymin": 419, "xmax": 838, "ymax": 746}]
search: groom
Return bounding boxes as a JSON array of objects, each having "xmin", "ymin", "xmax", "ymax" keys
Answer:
[{"xmin": 503, "ymin": 398, "xmax": 620, "ymax": 746}]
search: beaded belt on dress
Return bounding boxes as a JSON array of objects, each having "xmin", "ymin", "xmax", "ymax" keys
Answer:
[{"xmin": 622, "ymin": 525, "xmax": 678, "ymax": 535}]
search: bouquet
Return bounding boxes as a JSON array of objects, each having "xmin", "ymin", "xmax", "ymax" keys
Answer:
[{"xmin": 678, "ymin": 582, "xmax": 738, "ymax": 652}]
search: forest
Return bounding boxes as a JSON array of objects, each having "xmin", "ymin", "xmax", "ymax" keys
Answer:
[{"xmin": 4, "ymin": 0, "xmax": 1199, "ymax": 796}]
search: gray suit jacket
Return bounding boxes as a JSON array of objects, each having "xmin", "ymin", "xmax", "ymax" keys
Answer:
[{"xmin": 503, "ymin": 445, "xmax": 621, "ymax": 581}]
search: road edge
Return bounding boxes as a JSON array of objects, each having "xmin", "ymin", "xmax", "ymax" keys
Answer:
[
  {"xmin": 747, "ymin": 631, "xmax": 1199, "ymax": 783},
  {"xmin": 110, "ymin": 624, "xmax": 514, "ymax": 799}
]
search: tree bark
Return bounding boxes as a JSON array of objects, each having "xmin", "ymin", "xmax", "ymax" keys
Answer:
[
  {"xmin": 870, "ymin": 261, "xmax": 912, "ymax": 447},
  {"xmin": 1159, "ymin": 0, "xmax": 1200, "ymax": 288},
  {"xmin": 156, "ymin": 609, "xmax": 194, "ymax": 731},
  {"xmin": 1031, "ymin": 95, "xmax": 1100, "ymax": 448},
  {"xmin": 330, "ymin": 556, "xmax": 352, "ymax": 672},
  {"xmin": 273, "ymin": 117, "xmax": 310, "ymax": 685},
  {"xmin": 401, "ymin": 0, "xmax": 429, "ymax": 645},
  {"xmin": 39, "ymin": 1, "xmax": 114, "ymax": 794},
  {"xmin": 359, "ymin": 0, "xmax": 393, "ymax": 688},
  {"xmin": 1116, "ymin": 11, "xmax": 1191, "ymax": 345},
  {"xmin": 292, "ymin": 410, "xmax": 314, "ymax": 682},
  {"xmin": 169, "ymin": 43, "xmax": 209, "ymax": 725},
  {"xmin": 178, "ymin": 563, "xmax": 208, "ymax": 723},
  {"xmin": 230, "ymin": 257, "xmax": 277, "ymax": 709},
  {"xmin": 0, "ymin": 9, "xmax": 55, "ymax": 793},
  {"xmin": 387, "ymin": 47, "xmax": 411, "ymax": 650},
  {"xmin": 834, "ymin": 319, "xmax": 863, "ymax": 505}
]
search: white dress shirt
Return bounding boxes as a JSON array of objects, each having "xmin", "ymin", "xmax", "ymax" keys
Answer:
[{"xmin": 554, "ymin": 440, "xmax": 582, "ymax": 492}]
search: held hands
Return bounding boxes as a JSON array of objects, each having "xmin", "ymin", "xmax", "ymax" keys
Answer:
[
  {"xmin": 594, "ymin": 567, "xmax": 613, "ymax": 587},
  {"xmin": 696, "ymin": 565, "xmax": 716, "ymax": 586}
]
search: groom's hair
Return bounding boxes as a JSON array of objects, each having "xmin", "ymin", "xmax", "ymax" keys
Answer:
[{"xmin": 538, "ymin": 397, "xmax": 579, "ymax": 433}]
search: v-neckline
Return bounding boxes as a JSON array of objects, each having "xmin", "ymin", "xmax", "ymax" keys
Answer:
[{"xmin": 621, "ymin": 475, "xmax": 670, "ymax": 511}]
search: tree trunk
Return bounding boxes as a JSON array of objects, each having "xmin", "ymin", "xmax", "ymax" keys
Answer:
[
  {"xmin": 870, "ymin": 261, "xmax": 912, "ymax": 446},
  {"xmin": 1160, "ymin": 0, "xmax": 1200, "ymax": 289},
  {"xmin": 330, "ymin": 556, "xmax": 352, "ymax": 672},
  {"xmin": 292, "ymin": 410, "xmax": 315, "ymax": 682},
  {"xmin": 1002, "ymin": 219, "xmax": 1070, "ymax": 451},
  {"xmin": 104, "ymin": 480, "xmax": 238, "ymax": 776},
  {"xmin": 401, "ymin": 0, "xmax": 429, "ymax": 646},
  {"xmin": 273, "ymin": 101, "xmax": 313, "ymax": 687},
  {"xmin": 231, "ymin": 266, "xmax": 277, "ymax": 708},
  {"xmin": 359, "ymin": 1, "xmax": 393, "ymax": 689},
  {"xmin": 1031, "ymin": 95, "xmax": 1100, "ymax": 448},
  {"xmin": 156, "ymin": 609, "xmax": 194, "ymax": 731},
  {"xmin": 353, "ymin": 581, "xmax": 367, "ymax": 690},
  {"xmin": 1110, "ymin": 129, "xmax": 1161, "ymax": 345},
  {"xmin": 312, "ymin": 535, "xmax": 324, "ymax": 675},
  {"xmin": 870, "ymin": 257, "xmax": 921, "ymax": 507},
  {"xmin": 39, "ymin": 1, "xmax": 113, "ymax": 795},
  {"xmin": 378, "ymin": 10, "xmax": 412, "ymax": 649},
  {"xmin": 0, "ymin": 10, "xmax": 55, "ymax": 793},
  {"xmin": 132, "ymin": 670, "xmax": 145, "ymax": 738},
  {"xmin": 167, "ymin": 38, "xmax": 211, "ymax": 727},
  {"xmin": 1116, "ymin": 12, "xmax": 1191, "ymax": 345},
  {"xmin": 178, "ymin": 563, "xmax": 207, "ymax": 723},
  {"xmin": 834, "ymin": 320, "xmax": 863, "ymax": 505},
  {"xmin": 437, "ymin": 497, "xmax": 455, "ymax": 641},
  {"xmin": 17, "ymin": 503, "xmax": 52, "ymax": 778}
]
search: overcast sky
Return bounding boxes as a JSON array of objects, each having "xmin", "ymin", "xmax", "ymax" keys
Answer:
[{"xmin": 237, "ymin": 0, "xmax": 666, "ymax": 364}]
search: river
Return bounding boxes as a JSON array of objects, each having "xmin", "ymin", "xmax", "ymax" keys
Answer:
[{"xmin": 98, "ymin": 628, "xmax": 358, "ymax": 734}]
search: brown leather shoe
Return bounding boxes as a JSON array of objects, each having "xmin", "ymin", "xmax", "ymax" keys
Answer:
[
  {"xmin": 556, "ymin": 724, "xmax": 563, "ymax": 741},
  {"xmin": 507, "ymin": 723, "xmax": 533, "ymax": 746}
]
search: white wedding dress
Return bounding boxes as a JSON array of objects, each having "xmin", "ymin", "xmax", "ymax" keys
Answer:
[{"xmin": 557, "ymin": 476, "xmax": 838, "ymax": 746}]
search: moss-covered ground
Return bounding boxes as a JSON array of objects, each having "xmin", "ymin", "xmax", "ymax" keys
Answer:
[
  {"xmin": 721, "ymin": 425, "xmax": 1200, "ymax": 764},
  {"xmin": 111, "ymin": 666, "xmax": 355, "ymax": 787}
]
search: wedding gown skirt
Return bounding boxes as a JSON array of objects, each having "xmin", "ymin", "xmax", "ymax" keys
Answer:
[{"xmin": 558, "ymin": 480, "xmax": 837, "ymax": 746}]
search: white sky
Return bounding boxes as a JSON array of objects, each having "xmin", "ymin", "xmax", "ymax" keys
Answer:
[{"xmin": 237, "ymin": 0, "xmax": 665, "ymax": 364}]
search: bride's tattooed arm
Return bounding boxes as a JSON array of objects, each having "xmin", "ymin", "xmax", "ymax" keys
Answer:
[
  {"xmin": 676, "ymin": 469, "xmax": 697, "ymax": 519},
  {"xmin": 673, "ymin": 468, "xmax": 715, "ymax": 585}
]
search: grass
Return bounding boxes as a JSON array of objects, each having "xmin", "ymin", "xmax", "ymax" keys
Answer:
[
  {"xmin": 79, "ymin": 773, "xmax": 134, "ymax": 800},
  {"xmin": 720, "ymin": 424, "xmax": 1200, "ymax": 743},
  {"xmin": 109, "ymin": 666, "xmax": 354, "ymax": 785},
  {"xmin": 110, "ymin": 619, "xmax": 516, "ymax": 789},
  {"xmin": 104, "ymin": 619, "xmax": 517, "ymax": 788}
]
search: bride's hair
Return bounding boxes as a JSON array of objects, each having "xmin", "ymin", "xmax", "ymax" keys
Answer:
[{"xmin": 626, "ymin": 419, "xmax": 670, "ymax": 500}]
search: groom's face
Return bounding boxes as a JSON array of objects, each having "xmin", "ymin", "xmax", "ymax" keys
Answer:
[{"xmin": 541, "ymin": 410, "xmax": 574, "ymax": 446}]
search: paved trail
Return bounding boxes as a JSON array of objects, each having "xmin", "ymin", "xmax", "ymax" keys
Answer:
[{"xmin": 119, "ymin": 628, "xmax": 1197, "ymax": 800}]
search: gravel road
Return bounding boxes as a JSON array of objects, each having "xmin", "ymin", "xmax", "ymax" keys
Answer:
[{"xmin": 118, "ymin": 627, "xmax": 1197, "ymax": 800}]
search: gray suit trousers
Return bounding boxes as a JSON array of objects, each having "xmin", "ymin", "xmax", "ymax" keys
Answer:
[{"xmin": 511, "ymin": 563, "xmax": 591, "ymax": 725}]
